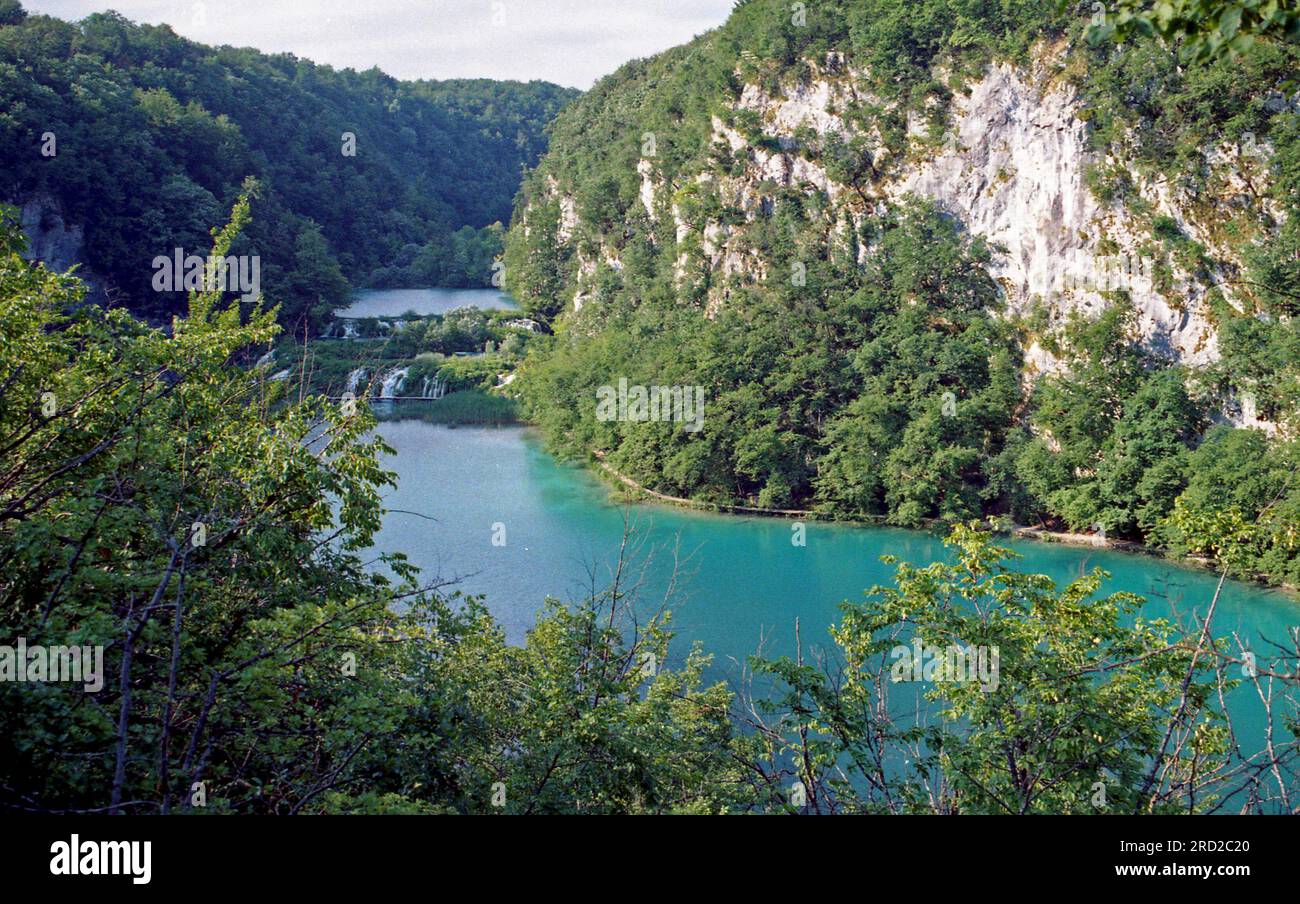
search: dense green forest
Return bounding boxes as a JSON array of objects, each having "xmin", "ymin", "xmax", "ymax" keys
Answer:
[
  {"xmin": 0, "ymin": 1, "xmax": 576, "ymax": 328},
  {"xmin": 504, "ymin": 0, "xmax": 1300, "ymax": 588}
]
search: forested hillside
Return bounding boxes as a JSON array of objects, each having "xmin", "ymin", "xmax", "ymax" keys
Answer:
[
  {"xmin": 505, "ymin": 0, "xmax": 1300, "ymax": 587},
  {"xmin": 0, "ymin": 1, "xmax": 577, "ymax": 327}
]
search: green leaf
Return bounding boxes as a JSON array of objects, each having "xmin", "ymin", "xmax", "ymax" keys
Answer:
[{"xmin": 1219, "ymin": 5, "xmax": 1243, "ymax": 38}]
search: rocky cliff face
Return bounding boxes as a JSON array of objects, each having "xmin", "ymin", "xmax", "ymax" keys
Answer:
[
  {"xmin": 15, "ymin": 196, "xmax": 106, "ymax": 301},
  {"xmin": 888, "ymin": 60, "xmax": 1229, "ymax": 374},
  {"xmin": 518, "ymin": 49, "xmax": 1277, "ymax": 387},
  {"xmin": 19, "ymin": 197, "xmax": 84, "ymax": 270}
]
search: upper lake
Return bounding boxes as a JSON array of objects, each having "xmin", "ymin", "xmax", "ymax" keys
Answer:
[{"xmin": 340, "ymin": 287, "xmax": 518, "ymax": 319}]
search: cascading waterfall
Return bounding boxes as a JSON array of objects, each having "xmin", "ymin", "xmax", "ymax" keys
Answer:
[
  {"xmin": 254, "ymin": 349, "xmax": 276, "ymax": 369},
  {"xmin": 379, "ymin": 367, "xmax": 408, "ymax": 399},
  {"xmin": 419, "ymin": 374, "xmax": 448, "ymax": 399},
  {"xmin": 346, "ymin": 367, "xmax": 366, "ymax": 395}
]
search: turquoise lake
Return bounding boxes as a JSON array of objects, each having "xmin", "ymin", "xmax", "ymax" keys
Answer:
[
  {"xmin": 341, "ymin": 287, "xmax": 517, "ymax": 318},
  {"xmin": 370, "ymin": 420, "xmax": 1299, "ymax": 775}
]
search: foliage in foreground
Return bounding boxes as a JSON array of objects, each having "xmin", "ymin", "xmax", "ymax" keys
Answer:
[
  {"xmin": 1088, "ymin": 0, "xmax": 1300, "ymax": 64},
  {"xmin": 753, "ymin": 524, "xmax": 1299, "ymax": 814},
  {"xmin": 0, "ymin": 204, "xmax": 740, "ymax": 815}
]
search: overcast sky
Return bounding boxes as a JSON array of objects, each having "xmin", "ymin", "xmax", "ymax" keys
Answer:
[{"xmin": 24, "ymin": 0, "xmax": 735, "ymax": 89}]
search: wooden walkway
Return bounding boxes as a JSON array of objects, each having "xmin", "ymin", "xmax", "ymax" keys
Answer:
[
  {"xmin": 589, "ymin": 452, "xmax": 1153, "ymax": 550},
  {"xmin": 593, "ymin": 451, "xmax": 821, "ymax": 519}
]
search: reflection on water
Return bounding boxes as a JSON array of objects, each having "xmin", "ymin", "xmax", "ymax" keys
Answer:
[{"xmin": 339, "ymin": 287, "xmax": 518, "ymax": 318}]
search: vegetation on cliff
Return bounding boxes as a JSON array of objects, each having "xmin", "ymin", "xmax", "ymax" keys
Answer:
[{"xmin": 504, "ymin": 0, "xmax": 1300, "ymax": 586}]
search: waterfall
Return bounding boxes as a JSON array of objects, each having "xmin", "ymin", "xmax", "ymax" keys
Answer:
[
  {"xmin": 254, "ymin": 348, "xmax": 276, "ymax": 369},
  {"xmin": 379, "ymin": 367, "xmax": 408, "ymax": 399},
  {"xmin": 340, "ymin": 320, "xmax": 358, "ymax": 339},
  {"xmin": 417, "ymin": 373, "xmax": 447, "ymax": 399},
  {"xmin": 346, "ymin": 367, "xmax": 366, "ymax": 395}
]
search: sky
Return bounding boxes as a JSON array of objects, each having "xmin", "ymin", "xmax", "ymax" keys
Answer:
[{"xmin": 24, "ymin": 0, "xmax": 736, "ymax": 89}]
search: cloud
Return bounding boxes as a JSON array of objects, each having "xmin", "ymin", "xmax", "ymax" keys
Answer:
[{"xmin": 25, "ymin": 0, "xmax": 735, "ymax": 88}]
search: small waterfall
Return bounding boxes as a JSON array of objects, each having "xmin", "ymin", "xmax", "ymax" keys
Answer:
[
  {"xmin": 254, "ymin": 348, "xmax": 276, "ymax": 369},
  {"xmin": 379, "ymin": 367, "xmax": 408, "ymax": 399},
  {"xmin": 346, "ymin": 367, "xmax": 366, "ymax": 395},
  {"xmin": 417, "ymin": 374, "xmax": 448, "ymax": 399},
  {"xmin": 340, "ymin": 320, "xmax": 358, "ymax": 339},
  {"xmin": 269, "ymin": 368, "xmax": 291, "ymax": 382}
]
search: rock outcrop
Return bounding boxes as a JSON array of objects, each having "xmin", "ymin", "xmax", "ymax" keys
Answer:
[{"xmin": 518, "ymin": 51, "xmax": 1277, "ymax": 389}]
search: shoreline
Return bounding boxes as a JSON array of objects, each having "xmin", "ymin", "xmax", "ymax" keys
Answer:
[
  {"xmin": 365, "ymin": 416, "xmax": 1300, "ymax": 600},
  {"xmin": 588, "ymin": 450, "xmax": 1300, "ymax": 599}
]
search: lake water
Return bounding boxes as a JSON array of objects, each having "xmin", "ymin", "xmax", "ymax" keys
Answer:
[
  {"xmin": 339, "ymin": 287, "xmax": 518, "ymax": 318},
  {"xmin": 371, "ymin": 421, "xmax": 1300, "ymax": 784}
]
